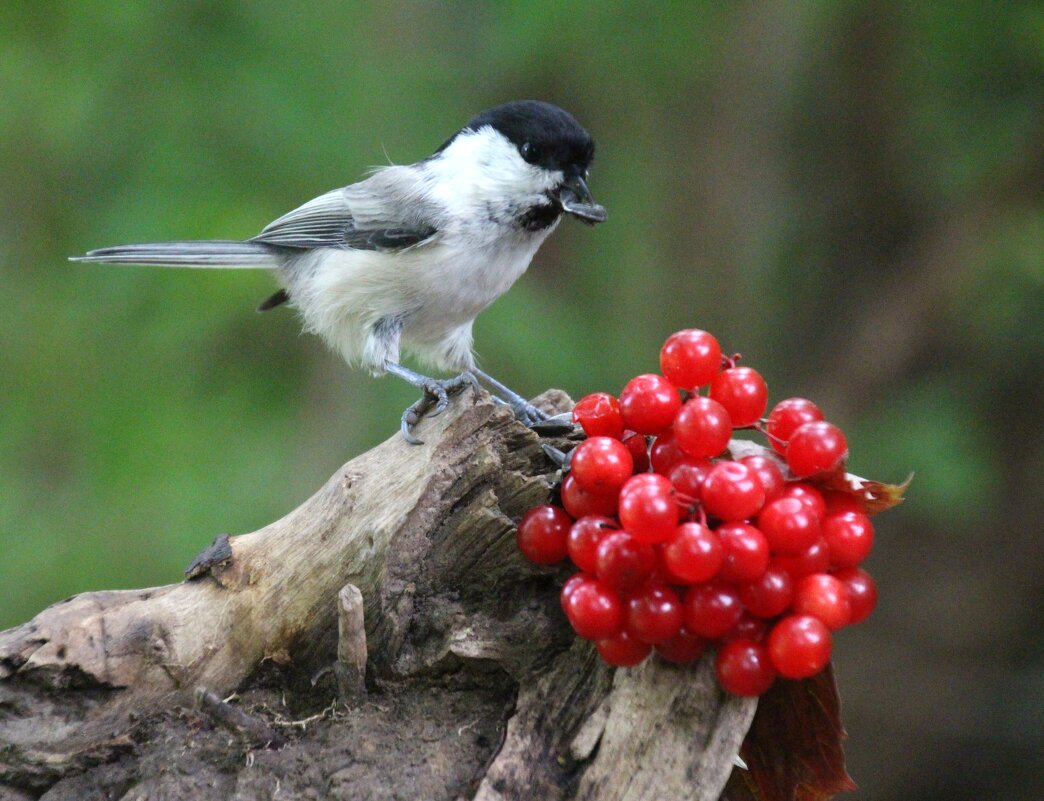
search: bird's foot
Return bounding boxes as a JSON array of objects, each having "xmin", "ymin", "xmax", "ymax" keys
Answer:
[
  {"xmin": 508, "ymin": 396, "xmax": 549, "ymax": 426},
  {"xmin": 398, "ymin": 372, "xmax": 479, "ymax": 445},
  {"xmin": 472, "ymin": 367, "xmax": 576, "ymax": 435}
]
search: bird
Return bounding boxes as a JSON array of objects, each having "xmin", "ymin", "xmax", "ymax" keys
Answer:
[{"xmin": 72, "ymin": 100, "xmax": 606, "ymax": 443}]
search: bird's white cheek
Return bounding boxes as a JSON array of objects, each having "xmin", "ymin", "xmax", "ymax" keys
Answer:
[{"xmin": 428, "ymin": 129, "xmax": 561, "ymax": 220}]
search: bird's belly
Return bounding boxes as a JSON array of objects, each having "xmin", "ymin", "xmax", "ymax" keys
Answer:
[
  {"xmin": 402, "ymin": 234, "xmax": 547, "ymax": 335},
  {"xmin": 279, "ymin": 229, "xmax": 550, "ymax": 370}
]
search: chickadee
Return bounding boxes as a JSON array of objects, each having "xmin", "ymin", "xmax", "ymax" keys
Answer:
[{"xmin": 73, "ymin": 100, "xmax": 606, "ymax": 442}]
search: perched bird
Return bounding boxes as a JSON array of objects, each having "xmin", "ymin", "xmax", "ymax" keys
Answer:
[{"xmin": 73, "ymin": 100, "xmax": 606, "ymax": 442}]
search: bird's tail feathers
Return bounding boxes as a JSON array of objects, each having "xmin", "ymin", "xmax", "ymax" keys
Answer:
[{"xmin": 70, "ymin": 240, "xmax": 281, "ymax": 268}]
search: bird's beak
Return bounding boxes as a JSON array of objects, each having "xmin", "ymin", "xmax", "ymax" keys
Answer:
[{"xmin": 558, "ymin": 175, "xmax": 607, "ymax": 224}]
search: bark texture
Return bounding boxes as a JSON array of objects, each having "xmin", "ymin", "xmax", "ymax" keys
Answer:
[{"xmin": 0, "ymin": 390, "xmax": 755, "ymax": 801}]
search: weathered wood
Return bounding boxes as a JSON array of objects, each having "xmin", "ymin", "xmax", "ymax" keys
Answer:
[
  {"xmin": 573, "ymin": 657, "xmax": 757, "ymax": 801},
  {"xmin": 333, "ymin": 584, "xmax": 367, "ymax": 702},
  {"xmin": 0, "ymin": 389, "xmax": 754, "ymax": 800}
]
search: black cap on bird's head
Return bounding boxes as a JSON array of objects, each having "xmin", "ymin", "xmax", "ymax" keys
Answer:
[
  {"xmin": 443, "ymin": 100, "xmax": 607, "ymax": 224},
  {"xmin": 466, "ymin": 100, "xmax": 594, "ymax": 173}
]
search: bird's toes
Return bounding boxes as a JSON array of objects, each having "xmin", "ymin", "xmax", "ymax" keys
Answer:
[
  {"xmin": 511, "ymin": 400, "xmax": 550, "ymax": 425},
  {"xmin": 419, "ymin": 381, "xmax": 450, "ymax": 417},
  {"xmin": 399, "ymin": 373, "xmax": 479, "ymax": 444},
  {"xmin": 457, "ymin": 371, "xmax": 481, "ymax": 393},
  {"xmin": 400, "ymin": 405, "xmax": 426, "ymax": 444}
]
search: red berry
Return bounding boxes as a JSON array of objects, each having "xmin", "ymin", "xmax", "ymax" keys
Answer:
[
  {"xmin": 780, "ymin": 482, "xmax": 827, "ymax": 520},
  {"xmin": 595, "ymin": 531, "xmax": 657, "ymax": 592},
  {"xmin": 739, "ymin": 454, "xmax": 786, "ymax": 501},
  {"xmin": 618, "ymin": 473, "xmax": 678, "ymax": 545},
  {"xmin": 674, "ymin": 397, "xmax": 732, "ymax": 459},
  {"xmin": 700, "ymin": 461, "xmax": 767, "ymax": 522},
  {"xmin": 621, "ymin": 472, "xmax": 673, "ymax": 492},
  {"xmin": 619, "ymin": 374, "xmax": 681, "ymax": 435},
  {"xmin": 625, "ymin": 583, "xmax": 683, "ymax": 644},
  {"xmin": 560, "ymin": 473, "xmax": 617, "ymax": 519},
  {"xmin": 767, "ymin": 615, "xmax": 832, "ymax": 679},
  {"xmin": 833, "ymin": 567, "xmax": 878, "ymax": 624},
  {"xmin": 666, "ymin": 457, "xmax": 714, "ymax": 503},
  {"xmin": 738, "ymin": 564, "xmax": 794, "ymax": 618},
  {"xmin": 709, "ymin": 367, "xmax": 769, "ymax": 428},
  {"xmin": 771, "ymin": 538, "xmax": 831, "ymax": 580},
  {"xmin": 757, "ymin": 497, "xmax": 821, "ymax": 555},
  {"xmin": 765, "ymin": 398, "xmax": 824, "ymax": 455},
  {"xmin": 561, "ymin": 573, "xmax": 592, "ymax": 610},
  {"xmin": 786, "ymin": 421, "xmax": 849, "ymax": 477},
  {"xmin": 572, "ymin": 392, "xmax": 625, "ymax": 439},
  {"xmin": 570, "ymin": 436, "xmax": 635, "ymax": 494},
  {"xmin": 823, "ymin": 490, "xmax": 866, "ymax": 515},
  {"xmin": 563, "ymin": 579, "xmax": 623, "ymax": 640},
  {"xmin": 567, "ymin": 515, "xmax": 617, "ymax": 573},
  {"xmin": 650, "ymin": 429, "xmax": 686, "ymax": 474},
  {"xmin": 621, "ymin": 431, "xmax": 651, "ymax": 473},
  {"xmin": 715, "ymin": 522, "xmax": 770, "ymax": 582},
  {"xmin": 682, "ymin": 581, "xmax": 743, "ymax": 639},
  {"xmin": 822, "ymin": 511, "xmax": 875, "ymax": 568},
  {"xmin": 792, "ymin": 573, "xmax": 851, "ymax": 630},
  {"xmin": 596, "ymin": 629, "xmax": 651, "ymax": 667},
  {"xmin": 660, "ymin": 329, "xmax": 722, "ymax": 389},
  {"xmin": 715, "ymin": 639, "xmax": 776, "ymax": 696},
  {"xmin": 656, "ymin": 547, "xmax": 691, "ymax": 585},
  {"xmin": 655, "ymin": 627, "xmax": 707, "ymax": 664},
  {"xmin": 516, "ymin": 505, "xmax": 571, "ymax": 564},
  {"xmin": 724, "ymin": 612, "xmax": 769, "ymax": 642},
  {"xmin": 660, "ymin": 522, "xmax": 723, "ymax": 583}
]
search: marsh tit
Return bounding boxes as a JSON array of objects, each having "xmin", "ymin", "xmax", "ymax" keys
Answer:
[{"xmin": 73, "ymin": 100, "xmax": 606, "ymax": 442}]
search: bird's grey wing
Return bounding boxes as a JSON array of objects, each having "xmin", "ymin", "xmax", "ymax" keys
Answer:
[{"xmin": 250, "ymin": 186, "xmax": 437, "ymax": 252}]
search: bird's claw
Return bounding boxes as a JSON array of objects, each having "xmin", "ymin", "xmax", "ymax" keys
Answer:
[
  {"xmin": 400, "ymin": 371, "xmax": 478, "ymax": 444},
  {"xmin": 399, "ymin": 401, "xmax": 429, "ymax": 445}
]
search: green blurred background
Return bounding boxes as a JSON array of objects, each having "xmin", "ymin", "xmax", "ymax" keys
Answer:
[{"xmin": 1, "ymin": 2, "xmax": 1041, "ymax": 798}]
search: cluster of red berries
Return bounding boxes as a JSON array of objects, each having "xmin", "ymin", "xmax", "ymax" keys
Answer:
[{"xmin": 515, "ymin": 329, "xmax": 879, "ymax": 697}]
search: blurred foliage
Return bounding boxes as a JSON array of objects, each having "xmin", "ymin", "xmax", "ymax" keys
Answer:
[{"xmin": 0, "ymin": 2, "xmax": 1041, "ymax": 799}]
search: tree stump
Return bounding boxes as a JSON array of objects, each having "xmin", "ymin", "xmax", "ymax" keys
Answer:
[{"xmin": 0, "ymin": 390, "xmax": 755, "ymax": 801}]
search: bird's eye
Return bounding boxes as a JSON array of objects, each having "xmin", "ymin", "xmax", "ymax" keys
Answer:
[{"xmin": 520, "ymin": 142, "xmax": 539, "ymax": 164}]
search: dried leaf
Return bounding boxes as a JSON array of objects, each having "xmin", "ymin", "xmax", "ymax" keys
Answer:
[
  {"xmin": 821, "ymin": 472, "xmax": 912, "ymax": 516},
  {"xmin": 738, "ymin": 665, "xmax": 857, "ymax": 801}
]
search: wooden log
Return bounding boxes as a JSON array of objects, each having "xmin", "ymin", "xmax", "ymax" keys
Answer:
[{"xmin": 0, "ymin": 390, "xmax": 754, "ymax": 800}]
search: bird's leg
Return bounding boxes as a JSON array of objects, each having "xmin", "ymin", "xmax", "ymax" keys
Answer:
[
  {"xmin": 469, "ymin": 367, "xmax": 573, "ymax": 434},
  {"xmin": 384, "ymin": 361, "xmax": 479, "ymax": 445},
  {"xmin": 469, "ymin": 367, "xmax": 547, "ymax": 424}
]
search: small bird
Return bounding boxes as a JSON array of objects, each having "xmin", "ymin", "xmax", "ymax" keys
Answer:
[{"xmin": 73, "ymin": 100, "xmax": 606, "ymax": 442}]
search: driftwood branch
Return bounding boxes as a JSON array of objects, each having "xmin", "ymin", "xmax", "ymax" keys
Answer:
[{"xmin": 0, "ymin": 389, "xmax": 755, "ymax": 801}]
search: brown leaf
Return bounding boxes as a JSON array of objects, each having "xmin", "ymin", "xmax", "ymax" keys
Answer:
[
  {"xmin": 738, "ymin": 665, "xmax": 857, "ymax": 801},
  {"xmin": 820, "ymin": 472, "xmax": 912, "ymax": 516}
]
